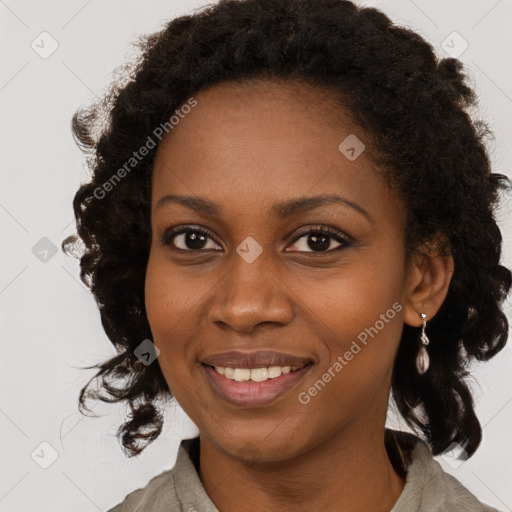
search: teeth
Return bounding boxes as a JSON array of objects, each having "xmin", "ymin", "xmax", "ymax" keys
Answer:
[
  {"xmin": 233, "ymin": 368, "xmax": 251, "ymax": 381},
  {"xmin": 248, "ymin": 367, "xmax": 267, "ymax": 382},
  {"xmin": 212, "ymin": 364, "xmax": 305, "ymax": 382}
]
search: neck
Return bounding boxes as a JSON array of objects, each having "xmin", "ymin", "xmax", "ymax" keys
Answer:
[{"xmin": 198, "ymin": 423, "xmax": 406, "ymax": 512}]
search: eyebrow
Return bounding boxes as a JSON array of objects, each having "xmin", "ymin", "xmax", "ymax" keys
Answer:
[{"xmin": 155, "ymin": 193, "xmax": 373, "ymax": 224}]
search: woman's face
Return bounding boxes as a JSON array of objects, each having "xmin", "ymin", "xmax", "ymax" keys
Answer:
[{"xmin": 145, "ymin": 79, "xmax": 418, "ymax": 461}]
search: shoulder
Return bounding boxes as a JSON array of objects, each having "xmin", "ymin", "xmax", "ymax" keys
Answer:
[
  {"xmin": 105, "ymin": 468, "xmax": 180, "ymax": 512},
  {"xmin": 105, "ymin": 436, "xmax": 211, "ymax": 512},
  {"xmin": 385, "ymin": 428, "xmax": 504, "ymax": 512},
  {"xmin": 430, "ymin": 470, "xmax": 503, "ymax": 512}
]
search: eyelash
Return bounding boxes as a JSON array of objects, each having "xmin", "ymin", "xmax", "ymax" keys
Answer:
[{"xmin": 159, "ymin": 224, "xmax": 353, "ymax": 253}]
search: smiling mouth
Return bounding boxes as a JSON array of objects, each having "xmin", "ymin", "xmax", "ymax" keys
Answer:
[
  {"xmin": 201, "ymin": 362, "xmax": 314, "ymax": 408},
  {"xmin": 202, "ymin": 363, "xmax": 308, "ymax": 382}
]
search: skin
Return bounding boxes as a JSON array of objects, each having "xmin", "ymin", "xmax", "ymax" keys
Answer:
[{"xmin": 144, "ymin": 78, "xmax": 454, "ymax": 512}]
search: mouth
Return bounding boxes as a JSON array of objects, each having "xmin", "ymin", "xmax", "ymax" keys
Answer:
[
  {"xmin": 201, "ymin": 362, "xmax": 314, "ymax": 408},
  {"xmin": 204, "ymin": 363, "xmax": 308, "ymax": 381}
]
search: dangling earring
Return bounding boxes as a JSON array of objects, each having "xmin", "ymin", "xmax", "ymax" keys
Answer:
[{"xmin": 416, "ymin": 313, "xmax": 430, "ymax": 375}]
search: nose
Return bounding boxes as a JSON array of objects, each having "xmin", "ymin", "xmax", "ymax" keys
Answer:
[{"xmin": 207, "ymin": 250, "xmax": 294, "ymax": 333}]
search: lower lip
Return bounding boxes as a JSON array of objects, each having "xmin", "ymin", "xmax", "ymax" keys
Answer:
[{"xmin": 202, "ymin": 364, "xmax": 313, "ymax": 407}]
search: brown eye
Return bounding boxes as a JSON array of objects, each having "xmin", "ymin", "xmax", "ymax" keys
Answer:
[
  {"xmin": 287, "ymin": 227, "xmax": 352, "ymax": 253},
  {"xmin": 161, "ymin": 227, "xmax": 221, "ymax": 251},
  {"xmin": 160, "ymin": 225, "xmax": 352, "ymax": 254}
]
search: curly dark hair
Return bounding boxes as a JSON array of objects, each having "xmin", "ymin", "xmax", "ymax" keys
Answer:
[{"xmin": 62, "ymin": 0, "xmax": 512, "ymax": 458}]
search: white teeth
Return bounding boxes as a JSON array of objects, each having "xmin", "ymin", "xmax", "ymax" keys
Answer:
[
  {"xmin": 233, "ymin": 368, "xmax": 251, "ymax": 381},
  {"xmin": 250, "ymin": 367, "xmax": 268, "ymax": 382},
  {"xmin": 212, "ymin": 364, "xmax": 305, "ymax": 382},
  {"xmin": 267, "ymin": 366, "xmax": 282, "ymax": 378}
]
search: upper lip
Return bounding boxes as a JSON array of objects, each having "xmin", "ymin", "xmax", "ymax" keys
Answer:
[{"xmin": 201, "ymin": 350, "xmax": 314, "ymax": 369}]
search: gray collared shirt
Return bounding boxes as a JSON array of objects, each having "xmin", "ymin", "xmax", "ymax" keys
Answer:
[{"xmin": 106, "ymin": 429, "xmax": 502, "ymax": 512}]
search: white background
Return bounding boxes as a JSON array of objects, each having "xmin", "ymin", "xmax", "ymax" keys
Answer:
[{"xmin": 0, "ymin": 1, "xmax": 511, "ymax": 511}]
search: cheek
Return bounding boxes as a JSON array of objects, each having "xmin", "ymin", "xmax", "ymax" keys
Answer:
[
  {"xmin": 293, "ymin": 288, "xmax": 404, "ymax": 430},
  {"xmin": 300, "ymin": 247, "xmax": 405, "ymax": 388},
  {"xmin": 145, "ymin": 254, "xmax": 173, "ymax": 335},
  {"xmin": 144, "ymin": 249, "xmax": 220, "ymax": 401},
  {"xmin": 144, "ymin": 249, "xmax": 204, "ymax": 337},
  {"xmin": 303, "ymin": 246, "xmax": 404, "ymax": 337},
  {"xmin": 144, "ymin": 252, "xmax": 192, "ymax": 379}
]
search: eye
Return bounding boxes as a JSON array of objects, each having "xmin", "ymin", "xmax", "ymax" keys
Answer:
[
  {"xmin": 160, "ymin": 226, "xmax": 221, "ymax": 251},
  {"xmin": 286, "ymin": 226, "xmax": 353, "ymax": 253},
  {"xmin": 161, "ymin": 224, "xmax": 352, "ymax": 254}
]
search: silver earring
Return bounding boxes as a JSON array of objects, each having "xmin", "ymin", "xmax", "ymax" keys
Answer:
[{"xmin": 416, "ymin": 313, "xmax": 430, "ymax": 375}]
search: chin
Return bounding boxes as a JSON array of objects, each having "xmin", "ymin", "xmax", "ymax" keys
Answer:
[{"xmin": 209, "ymin": 428, "xmax": 305, "ymax": 464}]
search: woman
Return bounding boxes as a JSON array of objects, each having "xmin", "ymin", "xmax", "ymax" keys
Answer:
[{"xmin": 62, "ymin": 0, "xmax": 511, "ymax": 510}]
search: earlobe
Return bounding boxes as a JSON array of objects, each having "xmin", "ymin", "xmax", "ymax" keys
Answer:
[{"xmin": 402, "ymin": 234, "xmax": 454, "ymax": 328}]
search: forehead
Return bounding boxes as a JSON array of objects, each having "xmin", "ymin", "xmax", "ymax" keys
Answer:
[{"xmin": 151, "ymin": 78, "xmax": 397, "ymax": 220}]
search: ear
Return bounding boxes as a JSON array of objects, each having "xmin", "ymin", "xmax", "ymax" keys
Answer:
[{"xmin": 402, "ymin": 232, "xmax": 454, "ymax": 327}]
